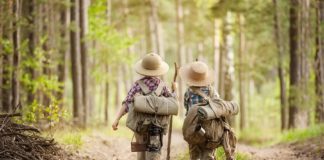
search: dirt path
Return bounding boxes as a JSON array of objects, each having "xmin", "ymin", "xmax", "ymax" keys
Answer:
[
  {"xmin": 237, "ymin": 135, "xmax": 324, "ymax": 160},
  {"xmin": 73, "ymin": 130, "xmax": 187, "ymax": 160},
  {"xmin": 71, "ymin": 131, "xmax": 324, "ymax": 160}
]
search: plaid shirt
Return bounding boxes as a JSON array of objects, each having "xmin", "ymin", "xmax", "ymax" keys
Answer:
[
  {"xmin": 123, "ymin": 76, "xmax": 173, "ymax": 112},
  {"xmin": 184, "ymin": 86, "xmax": 218, "ymax": 115}
]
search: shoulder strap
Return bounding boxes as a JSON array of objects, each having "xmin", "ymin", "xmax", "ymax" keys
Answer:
[
  {"xmin": 155, "ymin": 81, "xmax": 165, "ymax": 96},
  {"xmin": 137, "ymin": 80, "xmax": 165, "ymax": 96},
  {"xmin": 137, "ymin": 80, "xmax": 150, "ymax": 95},
  {"xmin": 191, "ymin": 87, "xmax": 210, "ymax": 101}
]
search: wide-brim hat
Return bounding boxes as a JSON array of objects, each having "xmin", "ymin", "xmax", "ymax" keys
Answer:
[
  {"xmin": 179, "ymin": 61, "xmax": 214, "ymax": 86},
  {"xmin": 134, "ymin": 53, "xmax": 169, "ymax": 76}
]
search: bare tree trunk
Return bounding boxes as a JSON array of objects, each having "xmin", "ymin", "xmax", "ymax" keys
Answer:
[
  {"xmin": 176, "ymin": 0, "xmax": 185, "ymax": 117},
  {"xmin": 238, "ymin": 14, "xmax": 246, "ymax": 130},
  {"xmin": 273, "ymin": 0, "xmax": 288, "ymax": 130},
  {"xmin": 315, "ymin": 0, "xmax": 324, "ymax": 123},
  {"xmin": 70, "ymin": 0, "xmax": 83, "ymax": 126},
  {"xmin": 12, "ymin": 0, "xmax": 20, "ymax": 109},
  {"xmin": 104, "ymin": 66, "xmax": 110, "ymax": 125},
  {"xmin": 115, "ymin": 66, "xmax": 121, "ymax": 110},
  {"xmin": 58, "ymin": 1, "xmax": 69, "ymax": 105},
  {"xmin": 80, "ymin": 0, "xmax": 89, "ymax": 126},
  {"xmin": 23, "ymin": 0, "xmax": 36, "ymax": 105},
  {"xmin": 2, "ymin": 1, "xmax": 13, "ymax": 112},
  {"xmin": 0, "ymin": 1, "xmax": 3, "ymax": 110},
  {"xmin": 289, "ymin": 0, "xmax": 311, "ymax": 129},
  {"xmin": 218, "ymin": 20, "xmax": 225, "ymax": 98},
  {"xmin": 213, "ymin": 18, "xmax": 221, "ymax": 92}
]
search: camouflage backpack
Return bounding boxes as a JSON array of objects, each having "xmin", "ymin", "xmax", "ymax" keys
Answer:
[
  {"xmin": 182, "ymin": 87, "xmax": 238, "ymax": 160},
  {"xmin": 126, "ymin": 80, "xmax": 170, "ymax": 135}
]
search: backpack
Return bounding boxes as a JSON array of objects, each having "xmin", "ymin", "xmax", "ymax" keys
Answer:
[
  {"xmin": 182, "ymin": 87, "xmax": 238, "ymax": 159},
  {"xmin": 126, "ymin": 80, "xmax": 172, "ymax": 135}
]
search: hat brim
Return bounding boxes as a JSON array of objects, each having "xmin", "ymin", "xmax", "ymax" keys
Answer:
[
  {"xmin": 179, "ymin": 64, "xmax": 214, "ymax": 86},
  {"xmin": 134, "ymin": 60, "xmax": 169, "ymax": 76}
]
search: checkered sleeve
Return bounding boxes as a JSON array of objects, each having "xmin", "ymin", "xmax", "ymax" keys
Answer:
[
  {"xmin": 184, "ymin": 90, "xmax": 189, "ymax": 113},
  {"xmin": 122, "ymin": 82, "xmax": 141, "ymax": 112},
  {"xmin": 161, "ymin": 86, "xmax": 174, "ymax": 97}
]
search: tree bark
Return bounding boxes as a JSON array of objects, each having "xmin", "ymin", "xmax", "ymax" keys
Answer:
[
  {"xmin": 2, "ymin": 1, "xmax": 13, "ymax": 112},
  {"xmin": 23, "ymin": 0, "xmax": 36, "ymax": 105},
  {"xmin": 288, "ymin": 0, "xmax": 311, "ymax": 129},
  {"xmin": 11, "ymin": 0, "xmax": 20, "ymax": 109},
  {"xmin": 238, "ymin": 14, "xmax": 246, "ymax": 130},
  {"xmin": 70, "ymin": 0, "xmax": 83, "ymax": 126},
  {"xmin": 273, "ymin": 0, "xmax": 288, "ymax": 130},
  {"xmin": 213, "ymin": 18, "xmax": 221, "ymax": 92},
  {"xmin": 57, "ymin": 1, "xmax": 69, "ymax": 105},
  {"xmin": 80, "ymin": 0, "xmax": 89, "ymax": 126},
  {"xmin": 315, "ymin": 0, "xmax": 324, "ymax": 123},
  {"xmin": 176, "ymin": 0, "xmax": 185, "ymax": 117}
]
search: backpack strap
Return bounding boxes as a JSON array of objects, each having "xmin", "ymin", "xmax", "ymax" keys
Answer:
[
  {"xmin": 137, "ymin": 80, "xmax": 150, "ymax": 95},
  {"xmin": 154, "ymin": 81, "xmax": 165, "ymax": 96},
  {"xmin": 191, "ymin": 87, "xmax": 219, "ymax": 118},
  {"xmin": 137, "ymin": 80, "xmax": 165, "ymax": 96}
]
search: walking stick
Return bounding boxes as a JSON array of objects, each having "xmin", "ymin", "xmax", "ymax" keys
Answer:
[{"xmin": 166, "ymin": 63, "xmax": 179, "ymax": 160}]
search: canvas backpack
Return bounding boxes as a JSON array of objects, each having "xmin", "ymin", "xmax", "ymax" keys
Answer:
[
  {"xmin": 126, "ymin": 80, "xmax": 171, "ymax": 135},
  {"xmin": 182, "ymin": 87, "xmax": 238, "ymax": 159}
]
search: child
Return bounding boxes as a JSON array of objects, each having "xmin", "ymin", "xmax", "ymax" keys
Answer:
[
  {"xmin": 180, "ymin": 61, "xmax": 219, "ymax": 160},
  {"xmin": 112, "ymin": 53, "xmax": 175, "ymax": 160}
]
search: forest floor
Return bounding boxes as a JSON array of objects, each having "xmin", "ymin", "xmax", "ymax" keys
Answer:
[{"xmin": 65, "ymin": 129, "xmax": 324, "ymax": 160}]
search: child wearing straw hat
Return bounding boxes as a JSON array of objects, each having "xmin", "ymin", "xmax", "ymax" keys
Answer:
[
  {"xmin": 112, "ymin": 53, "xmax": 176, "ymax": 160},
  {"xmin": 180, "ymin": 61, "xmax": 219, "ymax": 160}
]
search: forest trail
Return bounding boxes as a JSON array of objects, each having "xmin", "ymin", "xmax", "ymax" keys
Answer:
[{"xmin": 71, "ymin": 130, "xmax": 324, "ymax": 160}]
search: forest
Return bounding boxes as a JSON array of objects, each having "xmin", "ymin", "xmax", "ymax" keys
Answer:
[{"xmin": 0, "ymin": 0, "xmax": 323, "ymax": 159}]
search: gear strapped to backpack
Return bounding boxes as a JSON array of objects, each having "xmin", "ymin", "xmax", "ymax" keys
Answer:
[
  {"xmin": 126, "ymin": 80, "xmax": 177, "ymax": 152},
  {"xmin": 182, "ymin": 87, "xmax": 238, "ymax": 160}
]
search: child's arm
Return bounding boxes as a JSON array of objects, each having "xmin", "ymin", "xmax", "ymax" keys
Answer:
[{"xmin": 112, "ymin": 104, "xmax": 127, "ymax": 130}]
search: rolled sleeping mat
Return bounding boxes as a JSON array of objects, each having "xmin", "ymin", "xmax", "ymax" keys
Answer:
[
  {"xmin": 197, "ymin": 99, "xmax": 239, "ymax": 121},
  {"xmin": 134, "ymin": 95, "xmax": 179, "ymax": 116}
]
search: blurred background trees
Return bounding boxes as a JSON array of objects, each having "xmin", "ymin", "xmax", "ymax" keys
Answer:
[{"xmin": 0, "ymin": 0, "xmax": 323, "ymax": 138}]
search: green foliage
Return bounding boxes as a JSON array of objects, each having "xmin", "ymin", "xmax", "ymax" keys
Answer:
[
  {"xmin": 88, "ymin": 0, "xmax": 137, "ymax": 84},
  {"xmin": 53, "ymin": 130, "xmax": 85, "ymax": 149},
  {"xmin": 280, "ymin": 124, "xmax": 324, "ymax": 143}
]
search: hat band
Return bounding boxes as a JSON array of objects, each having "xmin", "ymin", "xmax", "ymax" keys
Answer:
[
  {"xmin": 188, "ymin": 69, "xmax": 207, "ymax": 81},
  {"xmin": 141, "ymin": 61, "xmax": 161, "ymax": 70}
]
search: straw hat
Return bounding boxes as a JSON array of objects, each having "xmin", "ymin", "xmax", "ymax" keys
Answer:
[
  {"xmin": 179, "ymin": 61, "xmax": 214, "ymax": 86},
  {"xmin": 134, "ymin": 53, "xmax": 169, "ymax": 76}
]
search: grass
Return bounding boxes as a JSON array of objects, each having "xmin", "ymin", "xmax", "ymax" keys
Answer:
[
  {"xmin": 45, "ymin": 127, "xmax": 91, "ymax": 150},
  {"xmin": 279, "ymin": 124, "xmax": 324, "ymax": 143}
]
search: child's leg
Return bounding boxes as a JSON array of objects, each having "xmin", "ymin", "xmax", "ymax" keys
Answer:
[
  {"xmin": 189, "ymin": 143, "xmax": 201, "ymax": 160},
  {"xmin": 135, "ymin": 133, "xmax": 146, "ymax": 160}
]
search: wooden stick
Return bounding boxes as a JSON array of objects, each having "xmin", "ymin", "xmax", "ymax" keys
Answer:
[
  {"xmin": 166, "ymin": 63, "xmax": 179, "ymax": 160},
  {"xmin": 0, "ymin": 113, "xmax": 22, "ymax": 118}
]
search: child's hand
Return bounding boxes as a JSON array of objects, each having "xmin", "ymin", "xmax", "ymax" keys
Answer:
[
  {"xmin": 112, "ymin": 119, "xmax": 119, "ymax": 131},
  {"xmin": 172, "ymin": 82, "xmax": 178, "ymax": 92}
]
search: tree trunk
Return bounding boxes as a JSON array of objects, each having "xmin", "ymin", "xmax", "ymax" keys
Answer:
[
  {"xmin": 2, "ymin": 1, "xmax": 13, "ymax": 112},
  {"xmin": 315, "ymin": 0, "xmax": 324, "ymax": 123},
  {"xmin": 115, "ymin": 66, "xmax": 121, "ymax": 110},
  {"xmin": 238, "ymin": 14, "xmax": 246, "ymax": 130},
  {"xmin": 80, "ymin": 0, "xmax": 89, "ymax": 126},
  {"xmin": 213, "ymin": 18, "xmax": 221, "ymax": 92},
  {"xmin": 176, "ymin": 0, "xmax": 185, "ymax": 117},
  {"xmin": 23, "ymin": 0, "xmax": 36, "ymax": 105},
  {"xmin": 273, "ymin": 0, "xmax": 288, "ymax": 130},
  {"xmin": 57, "ymin": 1, "xmax": 69, "ymax": 105},
  {"xmin": 218, "ymin": 20, "xmax": 225, "ymax": 98},
  {"xmin": 288, "ymin": 0, "xmax": 311, "ymax": 129},
  {"xmin": 11, "ymin": 0, "xmax": 20, "ymax": 109},
  {"xmin": 70, "ymin": 0, "xmax": 83, "ymax": 126},
  {"xmin": 104, "ymin": 66, "xmax": 110, "ymax": 125}
]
